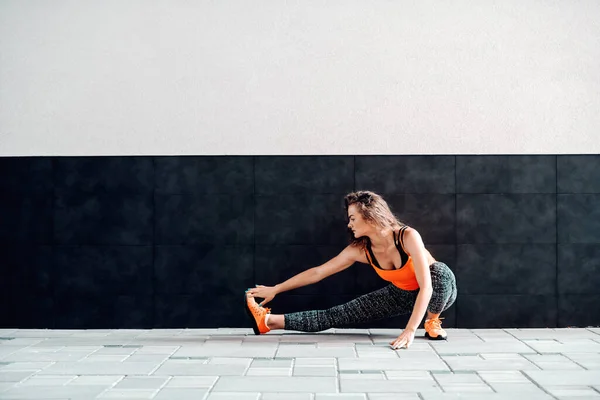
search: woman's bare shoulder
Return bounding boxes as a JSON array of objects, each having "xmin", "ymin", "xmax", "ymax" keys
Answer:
[{"xmin": 343, "ymin": 243, "xmax": 369, "ymax": 264}]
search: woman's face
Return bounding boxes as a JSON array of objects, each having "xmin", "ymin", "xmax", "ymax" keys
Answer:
[{"xmin": 347, "ymin": 204, "xmax": 371, "ymax": 238}]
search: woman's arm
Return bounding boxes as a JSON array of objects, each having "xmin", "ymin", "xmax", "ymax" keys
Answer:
[
  {"xmin": 248, "ymin": 245, "xmax": 359, "ymax": 305},
  {"xmin": 274, "ymin": 245, "xmax": 359, "ymax": 294},
  {"xmin": 402, "ymin": 229, "xmax": 433, "ymax": 331}
]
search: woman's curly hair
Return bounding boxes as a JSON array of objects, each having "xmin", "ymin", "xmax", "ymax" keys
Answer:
[{"xmin": 344, "ymin": 190, "xmax": 404, "ymax": 249}]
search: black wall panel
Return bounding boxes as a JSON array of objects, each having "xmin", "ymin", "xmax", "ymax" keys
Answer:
[{"xmin": 1, "ymin": 155, "xmax": 599, "ymax": 329}]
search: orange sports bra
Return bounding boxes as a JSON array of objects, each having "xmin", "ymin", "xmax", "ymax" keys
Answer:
[{"xmin": 364, "ymin": 226, "xmax": 420, "ymax": 291}]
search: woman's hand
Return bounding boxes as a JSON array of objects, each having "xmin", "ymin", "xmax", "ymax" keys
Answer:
[
  {"xmin": 390, "ymin": 328, "xmax": 415, "ymax": 350},
  {"xmin": 246, "ymin": 285, "xmax": 278, "ymax": 306}
]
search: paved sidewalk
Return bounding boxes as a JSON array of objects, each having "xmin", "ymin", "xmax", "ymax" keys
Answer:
[{"xmin": 0, "ymin": 328, "xmax": 599, "ymax": 399}]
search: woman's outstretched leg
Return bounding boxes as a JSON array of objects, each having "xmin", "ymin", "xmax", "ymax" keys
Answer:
[{"xmin": 247, "ymin": 283, "xmax": 418, "ymax": 334}]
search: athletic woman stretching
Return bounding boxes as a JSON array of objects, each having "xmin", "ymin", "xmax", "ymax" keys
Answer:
[{"xmin": 245, "ymin": 191, "xmax": 457, "ymax": 350}]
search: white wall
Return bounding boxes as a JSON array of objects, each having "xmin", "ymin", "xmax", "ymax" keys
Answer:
[{"xmin": 1, "ymin": 0, "xmax": 599, "ymax": 156}]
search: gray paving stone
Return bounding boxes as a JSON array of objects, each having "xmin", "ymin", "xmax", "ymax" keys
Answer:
[
  {"xmin": 37, "ymin": 361, "xmax": 158, "ymax": 375},
  {"xmin": 260, "ymin": 394, "xmax": 311, "ymax": 400},
  {"xmin": 67, "ymin": 375, "xmax": 124, "ymax": 385},
  {"xmin": 366, "ymin": 394, "xmax": 420, "ymax": 400},
  {"xmin": 124, "ymin": 354, "xmax": 170, "ymax": 363},
  {"xmin": 113, "ymin": 376, "xmax": 169, "ymax": 389},
  {"xmin": 17, "ymin": 375, "xmax": 77, "ymax": 386},
  {"xmin": 340, "ymin": 372, "xmax": 385, "ymax": 380},
  {"xmin": 163, "ymin": 376, "xmax": 217, "ymax": 388},
  {"xmin": 485, "ymin": 383, "xmax": 550, "ymax": 394},
  {"xmin": 276, "ymin": 347, "xmax": 355, "ymax": 358},
  {"xmin": 341, "ymin": 379, "xmax": 441, "ymax": 393},
  {"xmin": 1, "ymin": 328, "xmax": 597, "ymax": 400},
  {"xmin": 97, "ymin": 389, "xmax": 157, "ymax": 398},
  {"xmin": 251, "ymin": 359, "xmax": 293, "ymax": 368},
  {"xmin": 439, "ymin": 383, "xmax": 493, "ymax": 393},
  {"xmin": 0, "ymin": 382, "xmax": 15, "ymax": 392},
  {"xmin": 420, "ymin": 394, "xmax": 554, "ymax": 400},
  {"xmin": 442, "ymin": 355, "xmax": 539, "ymax": 371},
  {"xmin": 209, "ymin": 357, "xmax": 253, "ymax": 365},
  {"xmin": 545, "ymin": 385, "xmax": 600, "ymax": 398},
  {"xmin": 153, "ymin": 360, "xmax": 247, "ymax": 376},
  {"xmin": 246, "ymin": 367, "xmax": 291, "ymax": 376},
  {"xmin": 294, "ymin": 358, "xmax": 336, "ymax": 366},
  {"xmin": 433, "ymin": 372, "xmax": 484, "ymax": 384},
  {"xmin": 0, "ymin": 351, "xmax": 93, "ymax": 362},
  {"xmin": 204, "ymin": 393, "xmax": 260, "ymax": 400},
  {"xmin": 476, "ymin": 371, "xmax": 530, "ymax": 383},
  {"xmin": 131, "ymin": 346, "xmax": 180, "ymax": 354},
  {"xmin": 0, "ymin": 362, "xmax": 53, "ymax": 371},
  {"xmin": 383, "ymin": 371, "xmax": 434, "ymax": 381},
  {"xmin": 430, "ymin": 341, "xmax": 534, "ymax": 355},
  {"xmin": 293, "ymin": 366, "xmax": 337, "ymax": 376},
  {"xmin": 0, "ymin": 385, "xmax": 108, "ymax": 399},
  {"xmin": 81, "ymin": 355, "xmax": 129, "ymax": 362},
  {"xmin": 152, "ymin": 388, "xmax": 209, "ymax": 399},
  {"xmin": 563, "ymin": 353, "xmax": 600, "ymax": 369},
  {"xmin": 525, "ymin": 370, "xmax": 600, "ymax": 386},
  {"xmin": 171, "ymin": 346, "xmax": 276, "ymax": 358},
  {"xmin": 523, "ymin": 339, "xmax": 600, "ymax": 353},
  {"xmin": 0, "ymin": 371, "xmax": 35, "ymax": 382},
  {"xmin": 213, "ymin": 377, "xmax": 337, "ymax": 393},
  {"xmin": 506, "ymin": 328, "xmax": 600, "ymax": 340},
  {"xmin": 338, "ymin": 357, "xmax": 449, "ymax": 371}
]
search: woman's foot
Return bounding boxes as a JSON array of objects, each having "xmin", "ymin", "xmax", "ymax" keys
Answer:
[
  {"xmin": 424, "ymin": 317, "xmax": 447, "ymax": 340},
  {"xmin": 244, "ymin": 293, "xmax": 271, "ymax": 335}
]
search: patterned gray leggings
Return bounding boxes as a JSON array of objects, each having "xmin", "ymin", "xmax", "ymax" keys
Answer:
[{"xmin": 284, "ymin": 261, "xmax": 457, "ymax": 332}]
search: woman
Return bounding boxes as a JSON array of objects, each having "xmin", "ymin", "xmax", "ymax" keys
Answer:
[{"xmin": 245, "ymin": 190, "xmax": 457, "ymax": 350}]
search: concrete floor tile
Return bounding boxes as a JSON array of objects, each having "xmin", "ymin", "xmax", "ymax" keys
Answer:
[
  {"xmin": 97, "ymin": 389, "xmax": 157, "ymax": 398},
  {"xmin": 37, "ymin": 361, "xmax": 158, "ymax": 375},
  {"xmin": 153, "ymin": 360, "xmax": 247, "ymax": 376},
  {"xmin": 340, "ymin": 373, "xmax": 385, "ymax": 380},
  {"xmin": 251, "ymin": 359, "xmax": 293, "ymax": 368},
  {"xmin": 366, "ymin": 394, "xmax": 420, "ymax": 400},
  {"xmin": 339, "ymin": 358, "xmax": 449, "ymax": 371},
  {"xmin": 131, "ymin": 346, "xmax": 180, "ymax": 354},
  {"xmin": 163, "ymin": 376, "xmax": 217, "ymax": 388},
  {"xmin": 476, "ymin": 371, "xmax": 530, "ymax": 383},
  {"xmin": 341, "ymin": 379, "xmax": 441, "ymax": 393},
  {"xmin": 0, "ymin": 385, "xmax": 108, "ymax": 399},
  {"xmin": 293, "ymin": 366, "xmax": 337, "ymax": 377},
  {"xmin": 294, "ymin": 358, "xmax": 336, "ymax": 366},
  {"xmin": 113, "ymin": 376, "xmax": 169, "ymax": 389},
  {"xmin": 246, "ymin": 367, "xmax": 291, "ymax": 376},
  {"xmin": 204, "ymin": 393, "xmax": 260, "ymax": 400},
  {"xmin": 486, "ymin": 383, "xmax": 549, "ymax": 394},
  {"xmin": 0, "ymin": 362, "xmax": 53, "ymax": 371},
  {"xmin": 67, "ymin": 375, "xmax": 124, "ymax": 385},
  {"xmin": 153, "ymin": 388, "xmax": 209, "ymax": 399},
  {"xmin": 1, "ymin": 328, "xmax": 597, "ymax": 400},
  {"xmin": 440, "ymin": 383, "xmax": 494, "ymax": 393},
  {"xmin": 276, "ymin": 347, "xmax": 356, "ymax": 358},
  {"xmin": 123, "ymin": 354, "xmax": 170, "ymax": 363},
  {"xmin": 213, "ymin": 377, "xmax": 337, "ymax": 393},
  {"xmin": 260, "ymin": 394, "xmax": 311, "ymax": 400},
  {"xmin": 442, "ymin": 355, "xmax": 539, "ymax": 371},
  {"xmin": 525, "ymin": 371, "xmax": 600, "ymax": 386},
  {"xmin": 0, "ymin": 371, "xmax": 35, "ymax": 382},
  {"xmin": 546, "ymin": 385, "xmax": 600, "ymax": 397},
  {"xmin": 209, "ymin": 357, "xmax": 253, "ymax": 365},
  {"xmin": 17, "ymin": 375, "xmax": 77, "ymax": 386}
]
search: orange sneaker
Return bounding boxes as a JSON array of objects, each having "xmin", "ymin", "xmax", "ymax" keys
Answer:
[
  {"xmin": 244, "ymin": 293, "xmax": 271, "ymax": 335},
  {"xmin": 424, "ymin": 317, "xmax": 447, "ymax": 340}
]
